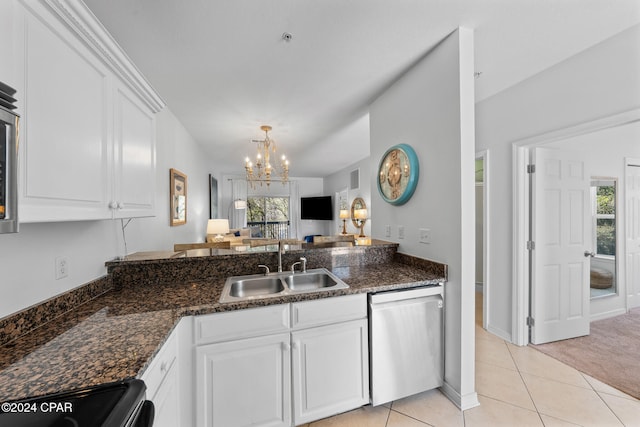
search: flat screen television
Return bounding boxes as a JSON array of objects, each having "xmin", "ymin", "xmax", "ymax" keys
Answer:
[{"xmin": 300, "ymin": 196, "xmax": 333, "ymax": 220}]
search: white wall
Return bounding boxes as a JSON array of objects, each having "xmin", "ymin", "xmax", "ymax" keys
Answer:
[
  {"xmin": 476, "ymin": 24, "xmax": 640, "ymax": 341},
  {"xmin": 0, "ymin": 107, "xmax": 216, "ymax": 319},
  {"xmin": 547, "ymin": 122, "xmax": 640, "ymax": 320},
  {"xmin": 369, "ymin": 28, "xmax": 477, "ymax": 409},
  {"xmin": 324, "ymin": 156, "xmax": 372, "ymax": 237}
]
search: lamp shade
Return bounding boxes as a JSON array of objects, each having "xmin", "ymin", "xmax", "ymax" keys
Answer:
[
  {"xmin": 339, "ymin": 209, "xmax": 350, "ymax": 219},
  {"xmin": 354, "ymin": 208, "xmax": 367, "ymax": 220},
  {"xmin": 207, "ymin": 219, "xmax": 230, "ymax": 236}
]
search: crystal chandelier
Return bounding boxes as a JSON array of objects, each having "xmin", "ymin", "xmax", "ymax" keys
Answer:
[{"xmin": 244, "ymin": 125, "xmax": 289, "ymax": 188}]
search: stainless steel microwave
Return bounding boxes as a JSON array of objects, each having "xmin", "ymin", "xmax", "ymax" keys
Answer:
[{"xmin": 0, "ymin": 106, "xmax": 19, "ymax": 233}]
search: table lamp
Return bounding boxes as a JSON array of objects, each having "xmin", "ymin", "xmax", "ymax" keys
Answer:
[
  {"xmin": 339, "ymin": 209, "xmax": 350, "ymax": 234},
  {"xmin": 353, "ymin": 208, "xmax": 367, "ymax": 237},
  {"xmin": 207, "ymin": 219, "xmax": 230, "ymax": 242}
]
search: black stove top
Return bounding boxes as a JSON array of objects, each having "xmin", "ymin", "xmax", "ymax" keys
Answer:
[{"xmin": 0, "ymin": 379, "xmax": 147, "ymax": 427}]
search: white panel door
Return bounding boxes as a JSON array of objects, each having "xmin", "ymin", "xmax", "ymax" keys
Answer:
[
  {"xmin": 531, "ymin": 148, "xmax": 591, "ymax": 344},
  {"xmin": 626, "ymin": 160, "xmax": 640, "ymax": 309}
]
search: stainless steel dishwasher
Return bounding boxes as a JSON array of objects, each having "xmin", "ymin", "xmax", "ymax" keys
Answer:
[{"xmin": 369, "ymin": 284, "xmax": 444, "ymax": 406}]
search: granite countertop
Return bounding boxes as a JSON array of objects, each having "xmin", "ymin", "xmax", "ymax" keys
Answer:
[{"xmin": 0, "ymin": 250, "xmax": 445, "ymax": 402}]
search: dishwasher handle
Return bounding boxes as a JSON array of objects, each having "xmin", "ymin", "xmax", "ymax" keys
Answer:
[
  {"xmin": 370, "ymin": 294, "xmax": 443, "ymax": 312},
  {"xmin": 369, "ymin": 284, "xmax": 443, "ymax": 304}
]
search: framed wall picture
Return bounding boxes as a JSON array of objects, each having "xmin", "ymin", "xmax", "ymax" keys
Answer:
[
  {"xmin": 170, "ymin": 168, "xmax": 187, "ymax": 226},
  {"xmin": 209, "ymin": 174, "xmax": 218, "ymax": 219}
]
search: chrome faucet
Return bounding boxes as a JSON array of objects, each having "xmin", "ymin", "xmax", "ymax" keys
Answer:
[
  {"xmin": 258, "ymin": 264, "xmax": 270, "ymax": 275},
  {"xmin": 278, "ymin": 240, "xmax": 285, "ymax": 272},
  {"xmin": 290, "ymin": 257, "xmax": 307, "ymax": 274}
]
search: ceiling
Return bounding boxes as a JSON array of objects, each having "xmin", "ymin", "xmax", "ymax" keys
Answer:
[{"xmin": 83, "ymin": 0, "xmax": 640, "ymax": 178}]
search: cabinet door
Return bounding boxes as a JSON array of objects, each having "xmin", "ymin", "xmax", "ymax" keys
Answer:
[
  {"xmin": 0, "ymin": 1, "xmax": 13, "ymax": 80},
  {"xmin": 291, "ymin": 319, "xmax": 369, "ymax": 425},
  {"xmin": 18, "ymin": 7, "xmax": 112, "ymax": 222},
  {"xmin": 149, "ymin": 362, "xmax": 180, "ymax": 427},
  {"xmin": 140, "ymin": 321, "xmax": 181, "ymax": 426},
  {"xmin": 196, "ymin": 333, "xmax": 291, "ymax": 427},
  {"xmin": 112, "ymin": 84, "xmax": 156, "ymax": 218}
]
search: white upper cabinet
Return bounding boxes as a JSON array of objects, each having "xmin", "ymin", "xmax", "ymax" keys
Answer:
[
  {"xmin": 13, "ymin": 0, "xmax": 164, "ymax": 222},
  {"xmin": 112, "ymin": 83, "xmax": 156, "ymax": 218},
  {"xmin": 18, "ymin": 7, "xmax": 111, "ymax": 221}
]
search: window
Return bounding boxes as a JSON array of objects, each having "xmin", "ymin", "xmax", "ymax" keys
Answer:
[
  {"xmin": 592, "ymin": 181, "xmax": 616, "ymax": 257},
  {"xmin": 247, "ymin": 196, "xmax": 290, "ymax": 239}
]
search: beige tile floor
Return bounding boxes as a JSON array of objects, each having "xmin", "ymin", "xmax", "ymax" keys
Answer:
[{"xmin": 299, "ymin": 293, "xmax": 640, "ymax": 426}]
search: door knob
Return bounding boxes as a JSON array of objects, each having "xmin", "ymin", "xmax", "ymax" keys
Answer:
[{"xmin": 584, "ymin": 251, "xmax": 595, "ymax": 258}]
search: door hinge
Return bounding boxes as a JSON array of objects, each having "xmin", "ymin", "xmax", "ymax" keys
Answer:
[
  {"xmin": 527, "ymin": 317, "xmax": 535, "ymax": 327},
  {"xmin": 527, "ymin": 241, "xmax": 535, "ymax": 250},
  {"xmin": 527, "ymin": 164, "xmax": 536, "ymax": 174}
]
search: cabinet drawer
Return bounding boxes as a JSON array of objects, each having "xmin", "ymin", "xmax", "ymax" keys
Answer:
[
  {"xmin": 140, "ymin": 327, "xmax": 178, "ymax": 399},
  {"xmin": 292, "ymin": 294, "xmax": 366, "ymax": 330},
  {"xmin": 195, "ymin": 304, "xmax": 290, "ymax": 345}
]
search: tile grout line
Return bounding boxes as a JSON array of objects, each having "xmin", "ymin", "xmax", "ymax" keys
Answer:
[
  {"xmin": 384, "ymin": 404, "xmax": 391, "ymax": 427},
  {"xmin": 504, "ymin": 339, "xmax": 548, "ymax": 426},
  {"xmin": 387, "ymin": 406, "xmax": 435, "ymax": 426},
  {"xmin": 580, "ymin": 372, "xmax": 627, "ymax": 427}
]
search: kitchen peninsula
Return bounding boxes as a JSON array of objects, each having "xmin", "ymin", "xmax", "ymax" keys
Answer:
[{"xmin": 0, "ymin": 240, "xmax": 446, "ymax": 425}]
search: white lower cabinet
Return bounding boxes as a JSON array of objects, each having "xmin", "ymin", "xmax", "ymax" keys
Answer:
[
  {"xmin": 141, "ymin": 318, "xmax": 184, "ymax": 427},
  {"xmin": 194, "ymin": 294, "xmax": 369, "ymax": 427},
  {"xmin": 291, "ymin": 319, "xmax": 369, "ymax": 425},
  {"xmin": 196, "ymin": 333, "xmax": 292, "ymax": 427},
  {"xmin": 150, "ymin": 361, "xmax": 180, "ymax": 427}
]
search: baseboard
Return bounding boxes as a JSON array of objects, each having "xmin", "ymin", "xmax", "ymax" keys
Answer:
[
  {"xmin": 590, "ymin": 308, "xmax": 627, "ymax": 322},
  {"xmin": 486, "ymin": 323, "xmax": 512, "ymax": 343},
  {"xmin": 440, "ymin": 381, "xmax": 480, "ymax": 410}
]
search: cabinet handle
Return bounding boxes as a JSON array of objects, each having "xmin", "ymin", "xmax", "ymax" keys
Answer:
[
  {"xmin": 117, "ymin": 202, "xmax": 124, "ymax": 210},
  {"xmin": 109, "ymin": 201, "xmax": 117, "ymax": 209},
  {"xmin": 292, "ymin": 341, "xmax": 299, "ymax": 350},
  {"xmin": 160, "ymin": 361, "xmax": 168, "ymax": 373},
  {"xmin": 282, "ymin": 342, "xmax": 291, "ymax": 351}
]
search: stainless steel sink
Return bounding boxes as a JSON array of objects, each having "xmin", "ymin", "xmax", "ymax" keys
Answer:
[
  {"xmin": 219, "ymin": 268, "xmax": 348, "ymax": 303},
  {"xmin": 283, "ymin": 271, "xmax": 339, "ymax": 290},
  {"xmin": 228, "ymin": 276, "xmax": 285, "ymax": 298}
]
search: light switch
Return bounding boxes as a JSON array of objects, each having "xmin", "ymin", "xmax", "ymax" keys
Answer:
[
  {"xmin": 385, "ymin": 225, "xmax": 391, "ymax": 237},
  {"xmin": 398, "ymin": 225, "xmax": 405, "ymax": 239}
]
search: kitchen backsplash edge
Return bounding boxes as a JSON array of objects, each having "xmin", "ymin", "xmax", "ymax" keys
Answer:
[{"xmin": 0, "ymin": 275, "xmax": 113, "ymax": 347}]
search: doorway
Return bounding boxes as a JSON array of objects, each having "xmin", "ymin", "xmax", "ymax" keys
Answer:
[
  {"xmin": 512, "ymin": 111, "xmax": 640, "ymax": 345},
  {"xmin": 476, "ymin": 150, "xmax": 489, "ymax": 330},
  {"xmin": 627, "ymin": 159, "xmax": 640, "ymax": 309}
]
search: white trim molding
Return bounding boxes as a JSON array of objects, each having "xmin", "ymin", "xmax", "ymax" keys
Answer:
[
  {"xmin": 43, "ymin": 0, "xmax": 166, "ymax": 113},
  {"xmin": 440, "ymin": 382, "xmax": 480, "ymax": 410}
]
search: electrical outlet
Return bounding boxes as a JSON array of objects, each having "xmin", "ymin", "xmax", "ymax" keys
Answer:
[
  {"xmin": 398, "ymin": 225, "xmax": 405, "ymax": 239},
  {"xmin": 55, "ymin": 256, "xmax": 68, "ymax": 280},
  {"xmin": 385, "ymin": 225, "xmax": 391, "ymax": 237},
  {"xmin": 420, "ymin": 228, "xmax": 431, "ymax": 244}
]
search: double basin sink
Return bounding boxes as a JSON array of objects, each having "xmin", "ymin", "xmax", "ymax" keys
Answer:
[{"xmin": 219, "ymin": 268, "xmax": 349, "ymax": 303}]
